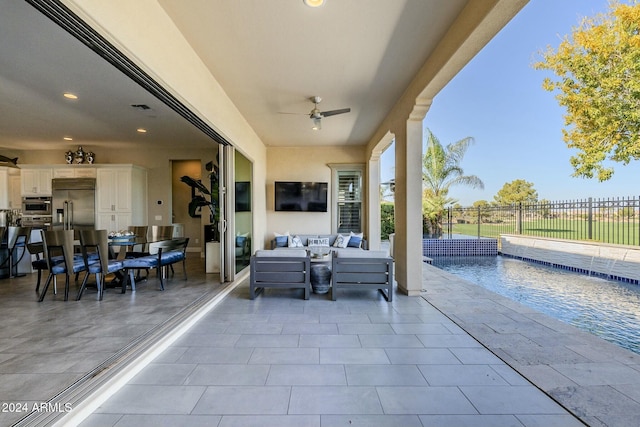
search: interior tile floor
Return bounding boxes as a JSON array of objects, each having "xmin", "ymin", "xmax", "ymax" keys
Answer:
[{"xmin": 0, "ymin": 253, "xmax": 225, "ymax": 427}]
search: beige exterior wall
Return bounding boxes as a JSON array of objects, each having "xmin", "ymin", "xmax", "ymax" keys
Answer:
[{"xmin": 265, "ymin": 145, "xmax": 365, "ymax": 248}]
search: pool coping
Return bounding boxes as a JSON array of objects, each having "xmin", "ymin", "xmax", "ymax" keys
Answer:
[{"xmin": 422, "ymin": 263, "xmax": 640, "ymax": 427}]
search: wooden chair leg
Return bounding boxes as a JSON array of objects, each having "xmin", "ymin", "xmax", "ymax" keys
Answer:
[
  {"xmin": 64, "ymin": 275, "xmax": 70, "ymax": 301},
  {"xmin": 97, "ymin": 273, "xmax": 104, "ymax": 301},
  {"xmin": 34, "ymin": 269, "xmax": 43, "ymax": 293},
  {"xmin": 76, "ymin": 271, "xmax": 91, "ymax": 301},
  {"xmin": 38, "ymin": 273, "xmax": 54, "ymax": 302},
  {"xmin": 121, "ymin": 270, "xmax": 129, "ymax": 294},
  {"xmin": 159, "ymin": 266, "xmax": 166, "ymax": 291}
]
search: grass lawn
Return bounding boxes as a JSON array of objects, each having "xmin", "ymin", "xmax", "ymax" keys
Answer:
[{"xmin": 451, "ymin": 219, "xmax": 640, "ymax": 246}]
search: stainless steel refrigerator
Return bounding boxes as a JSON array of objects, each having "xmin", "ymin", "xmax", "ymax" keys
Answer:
[{"xmin": 51, "ymin": 178, "xmax": 96, "ymax": 231}]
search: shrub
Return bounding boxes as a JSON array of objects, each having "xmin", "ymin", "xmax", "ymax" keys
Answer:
[{"xmin": 381, "ymin": 202, "xmax": 395, "ymax": 240}]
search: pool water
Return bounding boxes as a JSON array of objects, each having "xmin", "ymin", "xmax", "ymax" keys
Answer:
[{"xmin": 432, "ymin": 256, "xmax": 640, "ymax": 355}]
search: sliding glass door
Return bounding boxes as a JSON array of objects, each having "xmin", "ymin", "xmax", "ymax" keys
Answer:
[{"xmin": 234, "ymin": 151, "xmax": 252, "ymax": 273}]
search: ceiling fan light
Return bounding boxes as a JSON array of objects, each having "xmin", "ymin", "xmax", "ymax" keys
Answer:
[
  {"xmin": 312, "ymin": 117, "xmax": 322, "ymax": 130},
  {"xmin": 303, "ymin": 0, "xmax": 324, "ymax": 7}
]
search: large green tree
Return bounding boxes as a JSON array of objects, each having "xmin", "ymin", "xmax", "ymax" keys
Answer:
[
  {"xmin": 534, "ymin": 1, "xmax": 640, "ymax": 181},
  {"xmin": 494, "ymin": 179, "xmax": 538, "ymax": 205},
  {"xmin": 422, "ymin": 129, "xmax": 484, "ymax": 236}
]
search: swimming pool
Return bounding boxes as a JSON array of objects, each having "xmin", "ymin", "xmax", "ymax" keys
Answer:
[{"xmin": 432, "ymin": 255, "xmax": 640, "ymax": 355}]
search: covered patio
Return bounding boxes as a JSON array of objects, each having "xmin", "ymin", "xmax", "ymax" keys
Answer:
[{"xmin": 5, "ymin": 256, "xmax": 640, "ymax": 426}]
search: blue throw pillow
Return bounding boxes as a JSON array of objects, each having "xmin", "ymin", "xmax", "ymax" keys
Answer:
[
  {"xmin": 275, "ymin": 235, "xmax": 288, "ymax": 247},
  {"xmin": 236, "ymin": 236, "xmax": 246, "ymax": 247},
  {"xmin": 347, "ymin": 236, "xmax": 362, "ymax": 248}
]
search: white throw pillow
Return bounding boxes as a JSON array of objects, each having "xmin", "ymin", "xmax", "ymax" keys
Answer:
[
  {"xmin": 290, "ymin": 235, "xmax": 304, "ymax": 248},
  {"xmin": 333, "ymin": 234, "xmax": 351, "ymax": 248},
  {"xmin": 308, "ymin": 237, "xmax": 330, "ymax": 247}
]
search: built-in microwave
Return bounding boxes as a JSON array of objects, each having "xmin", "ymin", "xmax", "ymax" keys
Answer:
[{"xmin": 21, "ymin": 196, "xmax": 52, "ymax": 216}]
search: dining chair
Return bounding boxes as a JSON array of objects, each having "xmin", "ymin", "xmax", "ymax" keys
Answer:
[
  {"xmin": 125, "ymin": 225, "xmax": 149, "ymax": 255},
  {"xmin": 150, "ymin": 225, "xmax": 174, "ymax": 242},
  {"xmin": 77, "ymin": 229, "xmax": 124, "ymax": 300},
  {"xmin": 146, "ymin": 225, "xmax": 173, "ymax": 274},
  {"xmin": 38, "ymin": 230, "xmax": 86, "ymax": 302},
  {"xmin": 5, "ymin": 226, "xmax": 31, "ymax": 278},
  {"xmin": 124, "ymin": 225, "xmax": 150, "ymax": 282},
  {"xmin": 27, "ymin": 234, "xmax": 49, "ymax": 294},
  {"xmin": 0, "ymin": 226, "xmax": 6, "ymax": 277}
]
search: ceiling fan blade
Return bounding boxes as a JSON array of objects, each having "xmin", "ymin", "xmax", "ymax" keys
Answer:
[{"xmin": 320, "ymin": 108, "xmax": 351, "ymax": 117}]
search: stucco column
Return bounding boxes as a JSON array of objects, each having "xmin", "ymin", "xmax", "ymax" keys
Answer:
[
  {"xmin": 367, "ymin": 150, "xmax": 382, "ymax": 251},
  {"xmin": 394, "ymin": 102, "xmax": 429, "ymax": 296}
]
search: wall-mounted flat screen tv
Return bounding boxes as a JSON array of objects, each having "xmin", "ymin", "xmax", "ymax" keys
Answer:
[
  {"xmin": 275, "ymin": 181, "xmax": 328, "ymax": 212},
  {"xmin": 235, "ymin": 181, "xmax": 251, "ymax": 212}
]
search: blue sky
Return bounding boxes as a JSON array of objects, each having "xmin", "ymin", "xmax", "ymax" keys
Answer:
[{"xmin": 381, "ymin": 0, "xmax": 640, "ymax": 206}]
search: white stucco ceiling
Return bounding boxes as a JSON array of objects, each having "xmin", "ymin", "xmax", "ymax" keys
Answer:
[{"xmin": 156, "ymin": 0, "xmax": 466, "ymax": 146}]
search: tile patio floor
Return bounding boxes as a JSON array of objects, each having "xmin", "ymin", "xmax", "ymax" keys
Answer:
[
  {"xmin": 4, "ymin": 252, "xmax": 640, "ymax": 426},
  {"xmin": 79, "ymin": 267, "xmax": 591, "ymax": 427}
]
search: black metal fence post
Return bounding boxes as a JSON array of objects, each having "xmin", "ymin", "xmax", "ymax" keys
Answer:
[
  {"xmin": 516, "ymin": 203, "xmax": 523, "ymax": 234},
  {"xmin": 588, "ymin": 197, "xmax": 593, "ymax": 241}
]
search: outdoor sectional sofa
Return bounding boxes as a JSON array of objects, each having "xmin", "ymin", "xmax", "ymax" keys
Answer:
[
  {"xmin": 270, "ymin": 233, "xmax": 367, "ymax": 251},
  {"xmin": 249, "ymin": 249, "xmax": 311, "ymax": 300},
  {"xmin": 331, "ymin": 249, "xmax": 394, "ymax": 301}
]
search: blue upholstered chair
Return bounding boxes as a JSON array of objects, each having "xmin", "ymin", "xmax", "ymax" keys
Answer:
[
  {"xmin": 38, "ymin": 230, "xmax": 86, "ymax": 302},
  {"xmin": 77, "ymin": 229, "xmax": 124, "ymax": 301}
]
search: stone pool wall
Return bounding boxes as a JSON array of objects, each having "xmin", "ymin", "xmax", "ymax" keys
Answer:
[{"xmin": 500, "ymin": 234, "xmax": 640, "ymax": 283}]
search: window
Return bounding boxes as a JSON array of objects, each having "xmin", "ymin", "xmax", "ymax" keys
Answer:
[{"xmin": 330, "ymin": 164, "xmax": 364, "ymax": 233}]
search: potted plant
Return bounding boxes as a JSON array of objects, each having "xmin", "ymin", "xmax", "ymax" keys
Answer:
[{"xmin": 180, "ymin": 160, "xmax": 219, "ymax": 241}]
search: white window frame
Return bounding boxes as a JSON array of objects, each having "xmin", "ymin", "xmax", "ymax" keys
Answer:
[{"xmin": 329, "ymin": 163, "xmax": 365, "ymax": 234}]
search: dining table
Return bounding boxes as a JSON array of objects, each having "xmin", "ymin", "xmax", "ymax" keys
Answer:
[{"xmin": 106, "ymin": 235, "xmax": 145, "ymax": 287}]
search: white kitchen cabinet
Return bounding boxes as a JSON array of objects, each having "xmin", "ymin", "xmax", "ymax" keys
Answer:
[
  {"xmin": 97, "ymin": 168, "xmax": 132, "ymax": 212},
  {"xmin": 96, "ymin": 165, "xmax": 147, "ymax": 232},
  {"xmin": 0, "ymin": 168, "xmax": 9, "ymax": 209},
  {"xmin": 53, "ymin": 167, "xmax": 97, "ymax": 178},
  {"xmin": 21, "ymin": 168, "xmax": 53, "ymax": 196},
  {"xmin": 8, "ymin": 173, "xmax": 21, "ymax": 209},
  {"xmin": 97, "ymin": 212, "xmax": 132, "ymax": 233}
]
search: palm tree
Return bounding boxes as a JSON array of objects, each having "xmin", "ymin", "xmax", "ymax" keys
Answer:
[{"xmin": 422, "ymin": 129, "xmax": 484, "ymax": 237}]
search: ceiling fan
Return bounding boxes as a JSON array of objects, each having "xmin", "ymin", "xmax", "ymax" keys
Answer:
[
  {"xmin": 281, "ymin": 96, "xmax": 351, "ymax": 130},
  {"xmin": 308, "ymin": 96, "xmax": 350, "ymax": 130}
]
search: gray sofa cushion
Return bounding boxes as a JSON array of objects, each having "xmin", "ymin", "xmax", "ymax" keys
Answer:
[
  {"xmin": 256, "ymin": 249, "xmax": 307, "ymax": 258},
  {"xmin": 335, "ymin": 249, "xmax": 387, "ymax": 258}
]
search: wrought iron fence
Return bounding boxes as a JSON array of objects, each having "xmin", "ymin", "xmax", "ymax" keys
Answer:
[{"xmin": 445, "ymin": 196, "xmax": 640, "ymax": 246}]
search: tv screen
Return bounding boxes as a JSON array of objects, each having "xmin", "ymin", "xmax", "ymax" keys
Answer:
[
  {"xmin": 275, "ymin": 181, "xmax": 328, "ymax": 212},
  {"xmin": 235, "ymin": 181, "xmax": 251, "ymax": 212}
]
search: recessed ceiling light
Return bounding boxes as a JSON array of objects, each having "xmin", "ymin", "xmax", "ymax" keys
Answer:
[
  {"xmin": 63, "ymin": 137, "xmax": 73, "ymax": 141},
  {"xmin": 63, "ymin": 92, "xmax": 78, "ymax": 100},
  {"xmin": 137, "ymin": 128, "xmax": 147, "ymax": 133},
  {"xmin": 303, "ymin": 0, "xmax": 324, "ymax": 7}
]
